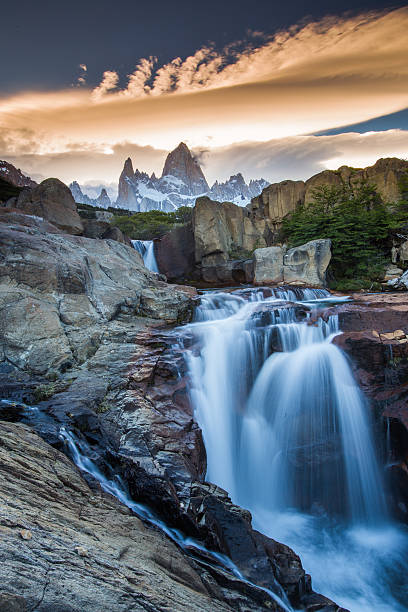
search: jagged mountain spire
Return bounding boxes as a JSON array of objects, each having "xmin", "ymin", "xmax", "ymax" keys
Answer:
[{"xmin": 161, "ymin": 142, "xmax": 209, "ymax": 195}]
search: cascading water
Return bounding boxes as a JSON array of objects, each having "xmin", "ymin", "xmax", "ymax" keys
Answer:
[
  {"xmin": 183, "ymin": 287, "xmax": 408, "ymax": 611},
  {"xmin": 1, "ymin": 399, "xmax": 292, "ymax": 612},
  {"xmin": 131, "ymin": 239, "xmax": 159, "ymax": 272}
]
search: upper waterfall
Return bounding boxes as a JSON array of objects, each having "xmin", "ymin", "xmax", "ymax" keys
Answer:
[{"xmin": 131, "ymin": 239, "xmax": 159, "ymax": 273}]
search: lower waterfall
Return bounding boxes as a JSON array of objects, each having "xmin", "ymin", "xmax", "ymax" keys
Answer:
[
  {"xmin": 183, "ymin": 287, "xmax": 408, "ymax": 611},
  {"xmin": 131, "ymin": 239, "xmax": 159, "ymax": 272}
]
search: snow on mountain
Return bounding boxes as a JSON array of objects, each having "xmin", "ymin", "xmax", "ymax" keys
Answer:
[
  {"xmin": 0, "ymin": 161, "xmax": 37, "ymax": 189},
  {"xmin": 114, "ymin": 142, "xmax": 269, "ymax": 212},
  {"xmin": 70, "ymin": 142, "xmax": 269, "ymax": 212},
  {"xmin": 69, "ymin": 181, "xmax": 112, "ymax": 208}
]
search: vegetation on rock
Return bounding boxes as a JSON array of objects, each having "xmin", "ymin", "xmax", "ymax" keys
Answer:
[
  {"xmin": 111, "ymin": 207, "xmax": 193, "ymax": 239},
  {"xmin": 281, "ymin": 178, "xmax": 408, "ymax": 290}
]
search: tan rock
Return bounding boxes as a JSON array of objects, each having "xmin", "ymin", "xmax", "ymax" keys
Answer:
[{"xmin": 19, "ymin": 529, "xmax": 32, "ymax": 540}]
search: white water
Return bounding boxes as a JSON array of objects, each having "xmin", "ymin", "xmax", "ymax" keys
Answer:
[
  {"xmin": 183, "ymin": 287, "xmax": 408, "ymax": 611},
  {"xmin": 131, "ymin": 239, "xmax": 159, "ymax": 272},
  {"xmin": 0, "ymin": 398, "xmax": 291, "ymax": 611}
]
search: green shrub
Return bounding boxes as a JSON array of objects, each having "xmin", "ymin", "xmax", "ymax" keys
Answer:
[
  {"xmin": 281, "ymin": 180, "xmax": 408, "ymax": 286},
  {"xmin": 111, "ymin": 206, "xmax": 192, "ymax": 239}
]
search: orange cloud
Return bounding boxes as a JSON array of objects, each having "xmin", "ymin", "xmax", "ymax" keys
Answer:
[{"xmin": 0, "ymin": 7, "xmax": 407, "ymax": 173}]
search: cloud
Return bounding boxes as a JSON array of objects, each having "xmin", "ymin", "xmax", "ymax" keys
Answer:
[
  {"xmin": 0, "ymin": 7, "xmax": 407, "ymax": 179},
  {"xmin": 91, "ymin": 70, "xmax": 119, "ymax": 100},
  {"xmin": 3, "ymin": 131, "xmax": 407, "ymax": 191}
]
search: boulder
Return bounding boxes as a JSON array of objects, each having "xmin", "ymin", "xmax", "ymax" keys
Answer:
[
  {"xmin": 13, "ymin": 178, "xmax": 84, "ymax": 235},
  {"xmin": 388, "ymin": 269, "xmax": 408, "ymax": 290},
  {"xmin": 156, "ymin": 223, "xmax": 195, "ymax": 282},
  {"xmin": 253, "ymin": 246, "xmax": 285, "ymax": 284},
  {"xmin": 283, "ymin": 239, "xmax": 331, "ymax": 287},
  {"xmin": 252, "ymin": 240, "xmax": 331, "ymax": 287}
]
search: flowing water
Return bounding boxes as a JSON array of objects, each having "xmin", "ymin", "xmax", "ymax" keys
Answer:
[
  {"xmin": 183, "ymin": 287, "xmax": 408, "ymax": 611},
  {"xmin": 1, "ymin": 399, "xmax": 291, "ymax": 612},
  {"xmin": 131, "ymin": 239, "xmax": 159, "ymax": 272}
]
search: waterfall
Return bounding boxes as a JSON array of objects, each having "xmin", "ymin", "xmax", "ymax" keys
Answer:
[
  {"xmin": 131, "ymin": 239, "xmax": 159, "ymax": 273},
  {"xmin": 1, "ymin": 399, "xmax": 291, "ymax": 612},
  {"xmin": 184, "ymin": 287, "xmax": 408, "ymax": 611}
]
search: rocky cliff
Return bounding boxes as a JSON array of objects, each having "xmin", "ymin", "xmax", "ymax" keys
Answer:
[
  {"xmin": 0, "ymin": 159, "xmax": 37, "ymax": 189},
  {"xmin": 249, "ymin": 157, "xmax": 408, "ymax": 227}
]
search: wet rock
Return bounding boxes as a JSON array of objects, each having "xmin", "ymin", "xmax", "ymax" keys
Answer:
[
  {"xmin": 327, "ymin": 292, "xmax": 408, "ymax": 522},
  {"xmin": 0, "ymin": 420, "xmax": 283, "ymax": 612}
]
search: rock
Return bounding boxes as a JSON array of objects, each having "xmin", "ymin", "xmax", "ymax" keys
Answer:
[
  {"xmin": 0, "ymin": 213, "xmax": 196, "ymax": 374},
  {"xmin": 13, "ymin": 178, "xmax": 84, "ymax": 235},
  {"xmin": 0, "ymin": 159, "xmax": 37, "ymax": 189},
  {"xmin": 325, "ymin": 292, "xmax": 408, "ymax": 523},
  {"xmin": 388, "ymin": 269, "xmax": 408, "ymax": 290},
  {"xmin": 0, "ymin": 421, "xmax": 281, "ymax": 612},
  {"xmin": 253, "ymin": 246, "xmax": 285, "ymax": 284},
  {"xmin": 95, "ymin": 187, "xmax": 111, "ymax": 208},
  {"xmin": 155, "ymin": 223, "xmax": 196, "ymax": 282},
  {"xmin": 161, "ymin": 142, "xmax": 209, "ymax": 195},
  {"xmin": 250, "ymin": 180, "xmax": 305, "ymax": 228},
  {"xmin": 193, "ymin": 196, "xmax": 268, "ymax": 269},
  {"xmin": 399, "ymin": 240, "xmax": 408, "ymax": 264},
  {"xmin": 252, "ymin": 240, "xmax": 331, "ymax": 287},
  {"xmin": 248, "ymin": 158, "xmax": 408, "ymax": 227},
  {"xmin": 81, "ymin": 218, "xmax": 110, "ymax": 238},
  {"xmin": 383, "ymin": 264, "xmax": 403, "ymax": 281},
  {"xmin": 283, "ymin": 240, "xmax": 331, "ymax": 287}
]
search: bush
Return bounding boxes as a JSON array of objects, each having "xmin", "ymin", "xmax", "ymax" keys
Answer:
[
  {"xmin": 111, "ymin": 206, "xmax": 192, "ymax": 239},
  {"xmin": 281, "ymin": 181, "xmax": 406, "ymax": 286}
]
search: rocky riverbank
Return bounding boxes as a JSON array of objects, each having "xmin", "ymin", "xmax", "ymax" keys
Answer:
[{"xmin": 0, "ymin": 206, "xmax": 346, "ymax": 610}]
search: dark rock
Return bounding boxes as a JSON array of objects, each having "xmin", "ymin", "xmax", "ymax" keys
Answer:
[
  {"xmin": 156, "ymin": 223, "xmax": 195, "ymax": 282},
  {"xmin": 13, "ymin": 178, "xmax": 84, "ymax": 235}
]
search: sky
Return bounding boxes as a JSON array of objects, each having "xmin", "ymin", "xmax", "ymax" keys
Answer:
[{"xmin": 1, "ymin": 1, "xmax": 407, "ymax": 193}]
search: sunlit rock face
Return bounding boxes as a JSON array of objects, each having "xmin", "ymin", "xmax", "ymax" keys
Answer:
[
  {"xmin": 114, "ymin": 142, "xmax": 269, "ymax": 212},
  {"xmin": 249, "ymin": 157, "xmax": 408, "ymax": 226}
]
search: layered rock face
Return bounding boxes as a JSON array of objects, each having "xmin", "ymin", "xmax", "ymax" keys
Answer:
[
  {"xmin": 249, "ymin": 158, "xmax": 408, "ymax": 226},
  {"xmin": 0, "ymin": 420, "xmax": 282, "ymax": 612},
  {"xmin": 0, "ymin": 211, "xmax": 193, "ymax": 375},
  {"xmin": 10, "ymin": 178, "xmax": 84, "ymax": 235},
  {"xmin": 115, "ymin": 143, "xmax": 269, "ymax": 212}
]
